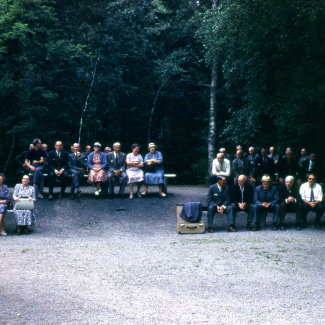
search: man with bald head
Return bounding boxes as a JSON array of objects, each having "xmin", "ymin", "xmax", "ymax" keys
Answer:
[
  {"xmin": 48, "ymin": 141, "xmax": 69, "ymax": 200},
  {"xmin": 230, "ymin": 175, "xmax": 254, "ymax": 230},
  {"xmin": 211, "ymin": 153, "xmax": 231, "ymax": 185}
]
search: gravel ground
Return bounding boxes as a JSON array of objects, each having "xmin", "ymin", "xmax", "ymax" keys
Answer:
[{"xmin": 1, "ymin": 185, "xmax": 324, "ymax": 325}]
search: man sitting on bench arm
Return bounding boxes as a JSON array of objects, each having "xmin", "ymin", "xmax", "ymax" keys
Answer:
[{"xmin": 207, "ymin": 176, "xmax": 236, "ymax": 233}]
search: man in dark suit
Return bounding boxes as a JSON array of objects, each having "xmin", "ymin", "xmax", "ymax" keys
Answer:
[
  {"xmin": 48, "ymin": 141, "xmax": 69, "ymax": 200},
  {"xmin": 106, "ymin": 142, "xmax": 127, "ymax": 199},
  {"xmin": 232, "ymin": 150, "xmax": 253, "ymax": 186},
  {"xmin": 299, "ymin": 153, "xmax": 321, "ymax": 182},
  {"xmin": 278, "ymin": 175, "xmax": 302, "ymax": 230},
  {"xmin": 68, "ymin": 143, "xmax": 87, "ymax": 199},
  {"xmin": 207, "ymin": 176, "xmax": 236, "ymax": 233},
  {"xmin": 15, "ymin": 144, "xmax": 34, "ymax": 175},
  {"xmin": 253, "ymin": 175, "xmax": 279, "ymax": 231},
  {"xmin": 230, "ymin": 175, "xmax": 254, "ymax": 230},
  {"xmin": 254, "ymin": 148, "xmax": 275, "ymax": 184},
  {"xmin": 278, "ymin": 149, "xmax": 300, "ymax": 185}
]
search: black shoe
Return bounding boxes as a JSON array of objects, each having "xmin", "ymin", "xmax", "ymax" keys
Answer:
[
  {"xmin": 76, "ymin": 189, "xmax": 81, "ymax": 196},
  {"xmin": 315, "ymin": 222, "xmax": 321, "ymax": 229},
  {"xmin": 58, "ymin": 192, "xmax": 63, "ymax": 199},
  {"xmin": 108, "ymin": 194, "xmax": 114, "ymax": 200},
  {"xmin": 302, "ymin": 223, "xmax": 307, "ymax": 229},
  {"xmin": 208, "ymin": 227, "xmax": 214, "ymax": 233},
  {"xmin": 272, "ymin": 223, "xmax": 278, "ymax": 231},
  {"xmin": 252, "ymin": 223, "xmax": 260, "ymax": 231},
  {"xmin": 296, "ymin": 225, "xmax": 302, "ymax": 231},
  {"xmin": 279, "ymin": 224, "xmax": 285, "ymax": 231},
  {"xmin": 119, "ymin": 194, "xmax": 125, "ymax": 199},
  {"xmin": 246, "ymin": 223, "xmax": 251, "ymax": 231}
]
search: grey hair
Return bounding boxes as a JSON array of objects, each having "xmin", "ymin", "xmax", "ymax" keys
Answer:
[{"xmin": 285, "ymin": 176, "xmax": 294, "ymax": 182}]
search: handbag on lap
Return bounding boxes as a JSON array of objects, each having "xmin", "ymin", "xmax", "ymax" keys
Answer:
[{"xmin": 15, "ymin": 198, "xmax": 35, "ymax": 210}]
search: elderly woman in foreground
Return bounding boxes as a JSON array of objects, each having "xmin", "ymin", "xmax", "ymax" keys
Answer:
[
  {"xmin": 0, "ymin": 173, "xmax": 10, "ymax": 236},
  {"xmin": 87, "ymin": 142, "xmax": 108, "ymax": 196},
  {"xmin": 126, "ymin": 144, "xmax": 144, "ymax": 199},
  {"xmin": 13, "ymin": 175, "xmax": 37, "ymax": 235},
  {"xmin": 141, "ymin": 143, "xmax": 166, "ymax": 197}
]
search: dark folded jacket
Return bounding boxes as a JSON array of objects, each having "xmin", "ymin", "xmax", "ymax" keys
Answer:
[{"xmin": 180, "ymin": 202, "xmax": 202, "ymax": 223}]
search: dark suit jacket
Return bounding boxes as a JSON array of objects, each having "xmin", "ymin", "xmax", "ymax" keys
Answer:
[
  {"xmin": 15, "ymin": 150, "xmax": 29, "ymax": 167},
  {"xmin": 207, "ymin": 184, "xmax": 231, "ymax": 207},
  {"xmin": 254, "ymin": 156, "xmax": 275, "ymax": 179},
  {"xmin": 230, "ymin": 183, "xmax": 254, "ymax": 205},
  {"xmin": 299, "ymin": 159, "xmax": 321, "ymax": 180},
  {"xmin": 278, "ymin": 184, "xmax": 301, "ymax": 204},
  {"xmin": 232, "ymin": 158, "xmax": 252, "ymax": 178},
  {"xmin": 106, "ymin": 152, "xmax": 126, "ymax": 173},
  {"xmin": 68, "ymin": 153, "xmax": 87, "ymax": 171},
  {"xmin": 254, "ymin": 185, "xmax": 279, "ymax": 207},
  {"xmin": 48, "ymin": 150, "xmax": 69, "ymax": 172},
  {"xmin": 278, "ymin": 156, "xmax": 299, "ymax": 179}
]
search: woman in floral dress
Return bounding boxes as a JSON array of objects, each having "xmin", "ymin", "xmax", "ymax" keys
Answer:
[
  {"xmin": 13, "ymin": 175, "xmax": 37, "ymax": 235},
  {"xmin": 0, "ymin": 173, "xmax": 10, "ymax": 236},
  {"xmin": 87, "ymin": 142, "xmax": 108, "ymax": 196},
  {"xmin": 126, "ymin": 144, "xmax": 144, "ymax": 199}
]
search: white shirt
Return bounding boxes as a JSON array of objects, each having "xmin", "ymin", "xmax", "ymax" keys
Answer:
[
  {"xmin": 299, "ymin": 182, "xmax": 323, "ymax": 202},
  {"xmin": 212, "ymin": 158, "xmax": 231, "ymax": 176}
]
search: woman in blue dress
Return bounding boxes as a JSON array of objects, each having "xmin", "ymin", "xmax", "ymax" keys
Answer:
[
  {"xmin": 0, "ymin": 173, "xmax": 10, "ymax": 236},
  {"xmin": 141, "ymin": 143, "xmax": 166, "ymax": 197},
  {"xmin": 13, "ymin": 175, "xmax": 37, "ymax": 235}
]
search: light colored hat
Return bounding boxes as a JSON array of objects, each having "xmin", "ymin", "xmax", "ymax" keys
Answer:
[
  {"xmin": 261, "ymin": 175, "xmax": 272, "ymax": 182},
  {"xmin": 148, "ymin": 142, "xmax": 156, "ymax": 149},
  {"xmin": 94, "ymin": 142, "xmax": 101, "ymax": 147}
]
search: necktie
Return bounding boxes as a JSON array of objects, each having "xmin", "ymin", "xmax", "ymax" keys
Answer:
[
  {"xmin": 240, "ymin": 187, "xmax": 244, "ymax": 203},
  {"xmin": 264, "ymin": 190, "xmax": 268, "ymax": 202},
  {"xmin": 57, "ymin": 151, "xmax": 61, "ymax": 169},
  {"xmin": 310, "ymin": 187, "xmax": 315, "ymax": 202}
]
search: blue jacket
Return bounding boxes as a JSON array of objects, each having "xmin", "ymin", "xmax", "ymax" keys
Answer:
[
  {"xmin": 254, "ymin": 185, "xmax": 279, "ymax": 207},
  {"xmin": 87, "ymin": 151, "xmax": 107, "ymax": 170}
]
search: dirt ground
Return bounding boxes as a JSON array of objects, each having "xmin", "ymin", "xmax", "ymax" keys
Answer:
[{"xmin": 1, "ymin": 185, "xmax": 324, "ymax": 325}]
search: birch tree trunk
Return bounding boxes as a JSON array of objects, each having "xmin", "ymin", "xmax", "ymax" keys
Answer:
[{"xmin": 207, "ymin": 0, "xmax": 219, "ymax": 176}]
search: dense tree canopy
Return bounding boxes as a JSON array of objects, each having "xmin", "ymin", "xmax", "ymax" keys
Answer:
[{"xmin": 0, "ymin": 0, "xmax": 324, "ymax": 183}]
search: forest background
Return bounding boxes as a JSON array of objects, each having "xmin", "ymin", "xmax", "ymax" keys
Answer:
[{"xmin": 0, "ymin": 0, "xmax": 324, "ymax": 184}]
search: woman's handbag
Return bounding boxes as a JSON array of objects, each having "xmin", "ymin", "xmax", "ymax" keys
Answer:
[{"xmin": 15, "ymin": 198, "xmax": 35, "ymax": 210}]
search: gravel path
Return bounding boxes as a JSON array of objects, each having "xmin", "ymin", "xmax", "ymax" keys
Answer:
[{"xmin": 1, "ymin": 185, "xmax": 324, "ymax": 325}]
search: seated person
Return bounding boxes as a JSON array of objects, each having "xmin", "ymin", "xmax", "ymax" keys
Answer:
[
  {"xmin": 230, "ymin": 175, "xmax": 254, "ymax": 230},
  {"xmin": 278, "ymin": 176, "xmax": 302, "ymax": 230},
  {"xmin": 68, "ymin": 143, "xmax": 87, "ymax": 199},
  {"xmin": 298, "ymin": 148, "xmax": 309, "ymax": 168},
  {"xmin": 210, "ymin": 153, "xmax": 231, "ymax": 185},
  {"xmin": 48, "ymin": 141, "xmax": 69, "ymax": 200},
  {"xmin": 252, "ymin": 175, "xmax": 279, "ymax": 231},
  {"xmin": 106, "ymin": 142, "xmax": 127, "ymax": 199},
  {"xmin": 25, "ymin": 138, "xmax": 47, "ymax": 199},
  {"xmin": 207, "ymin": 176, "xmax": 236, "ymax": 233},
  {"xmin": 299, "ymin": 152, "xmax": 321, "ymax": 182},
  {"xmin": 141, "ymin": 143, "xmax": 166, "ymax": 197},
  {"xmin": 299, "ymin": 173, "xmax": 324, "ymax": 229},
  {"xmin": 254, "ymin": 148, "xmax": 275, "ymax": 184},
  {"xmin": 15, "ymin": 144, "xmax": 33, "ymax": 175},
  {"xmin": 232, "ymin": 150, "xmax": 253, "ymax": 186},
  {"xmin": 278, "ymin": 149, "xmax": 300, "ymax": 184}
]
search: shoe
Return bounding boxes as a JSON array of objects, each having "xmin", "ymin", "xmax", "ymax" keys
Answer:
[
  {"xmin": 315, "ymin": 222, "xmax": 321, "ymax": 229},
  {"xmin": 0, "ymin": 231, "xmax": 7, "ymax": 236},
  {"xmin": 95, "ymin": 191, "xmax": 100, "ymax": 196},
  {"xmin": 208, "ymin": 227, "xmax": 214, "ymax": 233},
  {"xmin": 159, "ymin": 192, "xmax": 167, "ymax": 198},
  {"xmin": 58, "ymin": 192, "xmax": 63, "ymax": 199},
  {"xmin": 129, "ymin": 195, "xmax": 133, "ymax": 199},
  {"xmin": 140, "ymin": 191, "xmax": 147, "ymax": 196},
  {"xmin": 272, "ymin": 223, "xmax": 278, "ymax": 231},
  {"xmin": 24, "ymin": 229, "xmax": 30, "ymax": 235},
  {"xmin": 108, "ymin": 194, "xmax": 114, "ymax": 200},
  {"xmin": 302, "ymin": 223, "xmax": 307, "ymax": 229},
  {"xmin": 227, "ymin": 226, "xmax": 237, "ymax": 232},
  {"xmin": 246, "ymin": 223, "xmax": 251, "ymax": 231},
  {"xmin": 76, "ymin": 189, "xmax": 82, "ymax": 196},
  {"xmin": 252, "ymin": 223, "xmax": 260, "ymax": 231},
  {"xmin": 296, "ymin": 225, "xmax": 302, "ymax": 231},
  {"xmin": 16, "ymin": 230, "xmax": 21, "ymax": 236},
  {"xmin": 37, "ymin": 193, "xmax": 44, "ymax": 199},
  {"xmin": 137, "ymin": 193, "xmax": 142, "ymax": 198},
  {"xmin": 118, "ymin": 194, "xmax": 125, "ymax": 199},
  {"xmin": 279, "ymin": 224, "xmax": 285, "ymax": 231},
  {"xmin": 48, "ymin": 194, "xmax": 53, "ymax": 200}
]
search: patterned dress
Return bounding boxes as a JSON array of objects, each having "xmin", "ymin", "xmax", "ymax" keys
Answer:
[
  {"xmin": 126, "ymin": 153, "xmax": 144, "ymax": 184},
  {"xmin": 13, "ymin": 184, "xmax": 37, "ymax": 226},
  {"xmin": 87, "ymin": 153, "xmax": 107, "ymax": 183},
  {"xmin": 0, "ymin": 184, "xmax": 10, "ymax": 214}
]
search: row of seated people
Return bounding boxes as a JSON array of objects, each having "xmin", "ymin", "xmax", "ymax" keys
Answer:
[
  {"xmin": 211, "ymin": 146, "xmax": 323, "ymax": 187},
  {"xmin": 207, "ymin": 174, "xmax": 323, "ymax": 233},
  {"xmin": 18, "ymin": 138, "xmax": 166, "ymax": 200}
]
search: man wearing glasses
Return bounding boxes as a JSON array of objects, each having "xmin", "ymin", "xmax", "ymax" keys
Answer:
[{"xmin": 299, "ymin": 173, "xmax": 324, "ymax": 229}]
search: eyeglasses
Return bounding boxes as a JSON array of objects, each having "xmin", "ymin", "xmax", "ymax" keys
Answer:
[{"xmin": 308, "ymin": 178, "xmax": 316, "ymax": 181}]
